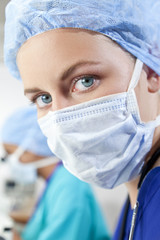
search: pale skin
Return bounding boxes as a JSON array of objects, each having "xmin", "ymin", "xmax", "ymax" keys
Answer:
[
  {"xmin": 3, "ymin": 143, "xmax": 56, "ymax": 240},
  {"xmin": 17, "ymin": 28, "xmax": 160, "ymax": 208}
]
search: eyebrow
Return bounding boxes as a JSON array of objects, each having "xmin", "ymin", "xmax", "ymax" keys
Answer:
[
  {"xmin": 60, "ymin": 60, "xmax": 101, "ymax": 81},
  {"xmin": 24, "ymin": 60, "xmax": 100, "ymax": 95},
  {"xmin": 24, "ymin": 87, "xmax": 44, "ymax": 95}
]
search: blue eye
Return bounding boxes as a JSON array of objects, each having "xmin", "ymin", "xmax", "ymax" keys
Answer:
[
  {"xmin": 73, "ymin": 76, "xmax": 96, "ymax": 92},
  {"xmin": 81, "ymin": 77, "xmax": 94, "ymax": 87},
  {"xmin": 36, "ymin": 94, "xmax": 52, "ymax": 108}
]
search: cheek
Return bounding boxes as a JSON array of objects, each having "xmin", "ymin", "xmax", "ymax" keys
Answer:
[
  {"xmin": 37, "ymin": 109, "xmax": 50, "ymax": 119},
  {"xmin": 134, "ymin": 73, "xmax": 156, "ymax": 122},
  {"xmin": 97, "ymin": 75, "xmax": 129, "ymax": 96}
]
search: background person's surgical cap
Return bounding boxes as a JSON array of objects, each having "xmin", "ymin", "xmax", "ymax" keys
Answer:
[
  {"xmin": 0, "ymin": 106, "xmax": 53, "ymax": 156},
  {"xmin": 4, "ymin": 0, "xmax": 160, "ymax": 80}
]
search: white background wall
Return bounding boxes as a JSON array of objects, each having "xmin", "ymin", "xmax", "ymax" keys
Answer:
[
  {"xmin": 0, "ymin": 0, "xmax": 28, "ymax": 128},
  {"xmin": 0, "ymin": 64, "xmax": 28, "ymax": 128},
  {"xmin": 0, "ymin": 0, "xmax": 127, "ymax": 235}
]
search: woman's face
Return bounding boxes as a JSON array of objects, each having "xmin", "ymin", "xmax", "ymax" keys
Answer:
[{"xmin": 18, "ymin": 28, "xmax": 141, "ymax": 118}]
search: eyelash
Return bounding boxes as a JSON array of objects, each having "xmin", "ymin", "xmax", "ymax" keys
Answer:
[
  {"xmin": 71, "ymin": 74, "xmax": 99, "ymax": 93},
  {"xmin": 28, "ymin": 99, "xmax": 36, "ymax": 106},
  {"xmin": 30, "ymin": 93, "xmax": 47, "ymax": 104}
]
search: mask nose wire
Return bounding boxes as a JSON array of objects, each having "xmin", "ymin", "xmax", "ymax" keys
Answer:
[{"xmin": 127, "ymin": 59, "xmax": 143, "ymax": 92}]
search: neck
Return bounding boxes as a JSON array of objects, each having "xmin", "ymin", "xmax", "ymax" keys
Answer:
[
  {"xmin": 125, "ymin": 177, "xmax": 139, "ymax": 208},
  {"xmin": 126, "ymin": 148, "xmax": 160, "ymax": 209},
  {"xmin": 126, "ymin": 95, "xmax": 160, "ymax": 208}
]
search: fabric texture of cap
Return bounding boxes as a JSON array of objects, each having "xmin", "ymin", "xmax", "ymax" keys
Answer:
[
  {"xmin": 0, "ymin": 106, "xmax": 53, "ymax": 156},
  {"xmin": 4, "ymin": 0, "xmax": 160, "ymax": 80}
]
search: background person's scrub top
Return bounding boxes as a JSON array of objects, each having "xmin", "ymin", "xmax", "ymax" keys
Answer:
[{"xmin": 22, "ymin": 164, "xmax": 111, "ymax": 240}]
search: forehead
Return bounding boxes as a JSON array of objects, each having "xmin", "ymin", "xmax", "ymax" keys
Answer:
[
  {"xmin": 17, "ymin": 28, "xmax": 132, "ymax": 88},
  {"xmin": 17, "ymin": 28, "xmax": 124, "ymax": 63}
]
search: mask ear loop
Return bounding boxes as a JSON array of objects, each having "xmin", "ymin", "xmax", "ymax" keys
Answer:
[
  {"xmin": 126, "ymin": 59, "xmax": 143, "ymax": 122},
  {"xmin": 28, "ymin": 156, "xmax": 60, "ymax": 169},
  {"xmin": 127, "ymin": 58, "xmax": 143, "ymax": 92},
  {"xmin": 12, "ymin": 146, "xmax": 25, "ymax": 158}
]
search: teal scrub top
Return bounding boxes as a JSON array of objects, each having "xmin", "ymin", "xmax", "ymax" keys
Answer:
[{"xmin": 21, "ymin": 164, "xmax": 111, "ymax": 240}]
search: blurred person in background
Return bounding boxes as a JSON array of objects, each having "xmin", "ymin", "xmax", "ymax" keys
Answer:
[{"xmin": 0, "ymin": 106, "xmax": 110, "ymax": 240}]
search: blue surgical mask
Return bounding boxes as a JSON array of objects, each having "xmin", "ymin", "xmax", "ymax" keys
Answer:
[{"xmin": 38, "ymin": 59, "xmax": 160, "ymax": 189}]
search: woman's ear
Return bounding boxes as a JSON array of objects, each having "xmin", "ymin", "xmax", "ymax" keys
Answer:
[{"xmin": 144, "ymin": 65, "xmax": 160, "ymax": 93}]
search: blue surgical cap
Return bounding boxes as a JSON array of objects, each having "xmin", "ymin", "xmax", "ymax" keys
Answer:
[
  {"xmin": 1, "ymin": 106, "xmax": 53, "ymax": 156},
  {"xmin": 4, "ymin": 0, "xmax": 160, "ymax": 80}
]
